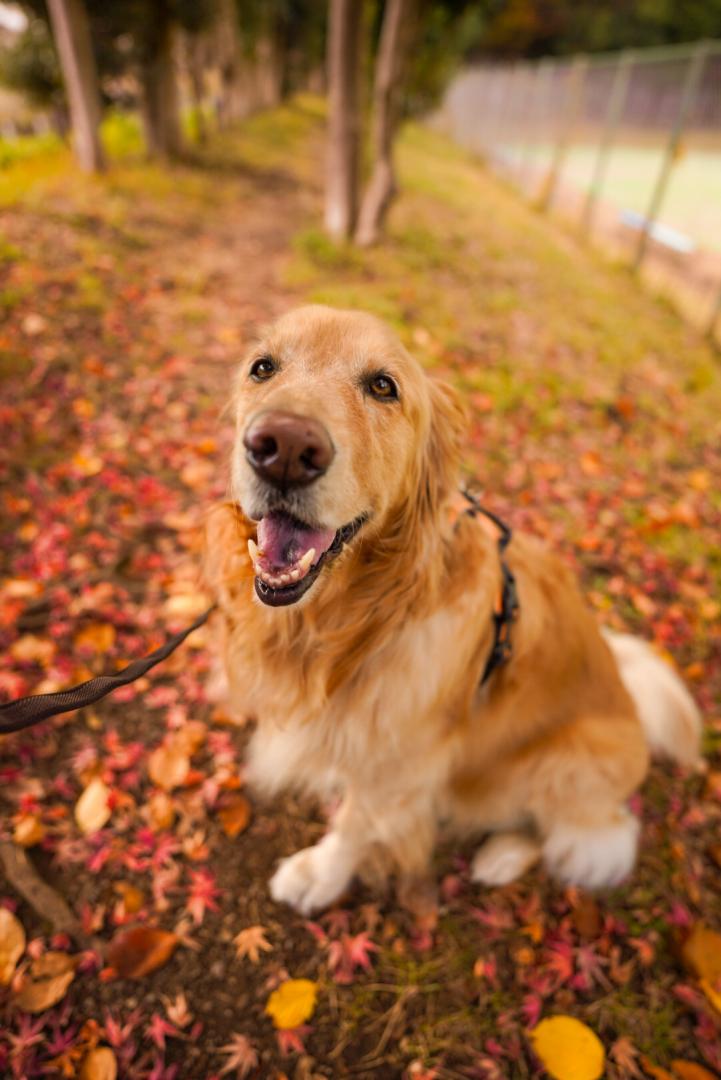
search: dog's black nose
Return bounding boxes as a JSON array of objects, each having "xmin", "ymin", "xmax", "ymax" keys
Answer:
[{"xmin": 244, "ymin": 410, "xmax": 335, "ymax": 489}]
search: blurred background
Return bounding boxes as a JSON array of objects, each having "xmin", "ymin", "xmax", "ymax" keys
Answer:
[{"xmin": 1, "ymin": 0, "xmax": 720, "ymax": 340}]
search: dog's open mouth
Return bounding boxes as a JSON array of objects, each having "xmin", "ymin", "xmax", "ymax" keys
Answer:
[{"xmin": 247, "ymin": 509, "xmax": 367, "ymax": 607}]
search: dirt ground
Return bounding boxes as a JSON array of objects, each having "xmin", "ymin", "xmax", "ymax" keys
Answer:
[{"xmin": 1, "ymin": 98, "xmax": 721, "ymax": 1079}]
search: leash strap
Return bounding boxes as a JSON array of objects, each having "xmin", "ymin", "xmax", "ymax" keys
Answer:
[
  {"xmin": 460, "ymin": 491, "xmax": 520, "ymax": 686},
  {"xmin": 0, "ymin": 606, "xmax": 215, "ymax": 736}
]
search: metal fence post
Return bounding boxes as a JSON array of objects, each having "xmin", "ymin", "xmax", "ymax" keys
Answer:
[
  {"xmin": 633, "ymin": 40, "xmax": 710, "ymax": 270},
  {"xmin": 581, "ymin": 51, "xmax": 633, "ymax": 235},
  {"xmin": 519, "ymin": 59, "xmax": 551, "ymax": 187},
  {"xmin": 539, "ymin": 55, "xmax": 587, "ymax": 211}
]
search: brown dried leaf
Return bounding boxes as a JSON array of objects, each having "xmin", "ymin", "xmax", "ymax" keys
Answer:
[
  {"xmin": 79, "ymin": 1046, "xmax": 117, "ymax": 1080},
  {"xmin": 572, "ymin": 894, "xmax": 601, "ymax": 940},
  {"xmin": 107, "ymin": 927, "xmax": 178, "ymax": 978},
  {"xmin": 0, "ymin": 908, "xmax": 26, "ymax": 985},
  {"xmin": 75, "ymin": 777, "xmax": 112, "ymax": 835},
  {"xmin": 13, "ymin": 951, "xmax": 76, "ymax": 1013},
  {"xmin": 113, "ymin": 883, "xmax": 145, "ymax": 915},
  {"xmin": 218, "ymin": 793, "xmax": 251, "ymax": 838},
  {"xmin": 233, "ymin": 925, "xmax": 272, "ymax": 964},
  {"xmin": 144, "ymin": 791, "xmax": 176, "ymax": 831},
  {"xmin": 148, "ymin": 742, "xmax": 190, "ymax": 792}
]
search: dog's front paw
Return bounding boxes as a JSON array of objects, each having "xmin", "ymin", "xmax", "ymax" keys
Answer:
[{"xmin": 269, "ymin": 833, "xmax": 354, "ymax": 915}]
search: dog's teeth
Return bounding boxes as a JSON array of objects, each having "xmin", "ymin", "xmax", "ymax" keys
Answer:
[
  {"xmin": 279, "ymin": 573, "xmax": 290, "ymax": 585},
  {"xmin": 298, "ymin": 548, "xmax": 315, "ymax": 572},
  {"xmin": 289, "ymin": 569, "xmax": 300, "ymax": 581},
  {"xmin": 248, "ymin": 539, "xmax": 260, "ymax": 564}
]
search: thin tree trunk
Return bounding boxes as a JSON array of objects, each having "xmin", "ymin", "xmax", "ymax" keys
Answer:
[
  {"xmin": 184, "ymin": 31, "xmax": 208, "ymax": 144},
  {"xmin": 355, "ymin": 0, "xmax": 413, "ymax": 246},
  {"xmin": 324, "ymin": 0, "xmax": 364, "ymax": 241},
  {"xmin": 139, "ymin": 6, "xmax": 183, "ymax": 159},
  {"xmin": 46, "ymin": 0, "xmax": 104, "ymax": 172}
]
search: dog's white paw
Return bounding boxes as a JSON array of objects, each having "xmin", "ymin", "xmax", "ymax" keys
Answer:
[
  {"xmin": 543, "ymin": 810, "xmax": 639, "ymax": 889},
  {"xmin": 269, "ymin": 833, "xmax": 354, "ymax": 915},
  {"xmin": 471, "ymin": 833, "xmax": 541, "ymax": 886}
]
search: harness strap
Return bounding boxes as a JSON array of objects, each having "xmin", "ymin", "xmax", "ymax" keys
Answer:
[
  {"xmin": 0, "ymin": 607, "xmax": 215, "ymax": 735},
  {"xmin": 459, "ymin": 490, "xmax": 520, "ymax": 686}
]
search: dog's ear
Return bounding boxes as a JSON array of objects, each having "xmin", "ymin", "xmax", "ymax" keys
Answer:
[{"xmin": 418, "ymin": 379, "xmax": 468, "ymax": 519}]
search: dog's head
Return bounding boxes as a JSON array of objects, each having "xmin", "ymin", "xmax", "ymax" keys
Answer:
[{"xmin": 231, "ymin": 305, "xmax": 466, "ymax": 607}]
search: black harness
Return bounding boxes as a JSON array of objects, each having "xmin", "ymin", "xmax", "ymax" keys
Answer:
[{"xmin": 461, "ymin": 490, "xmax": 520, "ymax": 687}]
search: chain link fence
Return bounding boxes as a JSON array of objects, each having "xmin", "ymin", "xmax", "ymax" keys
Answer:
[{"xmin": 437, "ymin": 40, "xmax": 721, "ymax": 346}]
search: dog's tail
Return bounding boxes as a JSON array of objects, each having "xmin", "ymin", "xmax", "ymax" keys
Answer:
[{"xmin": 603, "ymin": 630, "xmax": 703, "ymax": 769}]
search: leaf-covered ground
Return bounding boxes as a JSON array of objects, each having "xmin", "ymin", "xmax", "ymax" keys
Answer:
[{"xmin": 1, "ymin": 97, "xmax": 720, "ymax": 1080}]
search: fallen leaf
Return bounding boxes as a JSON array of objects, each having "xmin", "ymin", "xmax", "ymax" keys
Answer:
[
  {"xmin": 75, "ymin": 776, "xmax": 112, "ymax": 835},
  {"xmin": 530, "ymin": 1015, "xmax": 605, "ymax": 1080},
  {"xmin": 79, "ymin": 1046, "xmax": 118, "ymax": 1080},
  {"xmin": 218, "ymin": 793, "xmax": 252, "ymax": 838},
  {"xmin": 571, "ymin": 895, "xmax": 601, "ymax": 939},
  {"xmin": 148, "ymin": 742, "xmax": 190, "ymax": 791},
  {"xmin": 265, "ymin": 978, "xmax": 318, "ymax": 1030},
  {"xmin": 107, "ymin": 927, "xmax": 178, "ymax": 978},
  {"xmin": 10, "ymin": 634, "xmax": 56, "ymax": 665},
  {"xmin": 13, "ymin": 951, "xmax": 76, "ymax": 1012},
  {"xmin": 113, "ymin": 882, "xmax": 145, "ymax": 914},
  {"xmin": 680, "ymin": 924, "xmax": 721, "ymax": 1012},
  {"xmin": 639, "ymin": 1056, "xmax": 675, "ymax": 1080},
  {"xmin": 0, "ymin": 908, "xmax": 26, "ymax": 985},
  {"xmin": 670, "ymin": 1064, "xmax": 720, "ymax": 1080},
  {"xmin": 13, "ymin": 812, "xmax": 45, "ymax": 847},
  {"xmin": 233, "ymin": 925, "xmax": 272, "ymax": 964},
  {"xmin": 74, "ymin": 623, "xmax": 116, "ymax": 653},
  {"xmin": 144, "ymin": 791, "xmax": 176, "ymax": 830}
]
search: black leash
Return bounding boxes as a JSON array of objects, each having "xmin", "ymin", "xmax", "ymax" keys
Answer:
[
  {"xmin": 0, "ymin": 606, "xmax": 215, "ymax": 735},
  {"xmin": 460, "ymin": 490, "xmax": 520, "ymax": 686},
  {"xmin": 0, "ymin": 494, "xmax": 519, "ymax": 735}
]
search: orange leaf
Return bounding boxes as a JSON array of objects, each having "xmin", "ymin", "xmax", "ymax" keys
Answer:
[
  {"xmin": 218, "ymin": 793, "xmax": 252, "ymax": 838},
  {"xmin": 671, "ymin": 1063, "xmax": 720, "ymax": 1080},
  {"xmin": 681, "ymin": 924, "xmax": 721, "ymax": 984},
  {"xmin": 639, "ymin": 1057, "xmax": 676, "ymax": 1080},
  {"xmin": 107, "ymin": 927, "xmax": 178, "ymax": 978},
  {"xmin": 74, "ymin": 622, "xmax": 116, "ymax": 653},
  {"xmin": 148, "ymin": 742, "xmax": 190, "ymax": 792},
  {"xmin": 79, "ymin": 1046, "xmax": 117, "ymax": 1080}
]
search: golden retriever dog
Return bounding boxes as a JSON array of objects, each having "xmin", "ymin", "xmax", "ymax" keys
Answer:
[{"xmin": 203, "ymin": 304, "xmax": 702, "ymax": 915}]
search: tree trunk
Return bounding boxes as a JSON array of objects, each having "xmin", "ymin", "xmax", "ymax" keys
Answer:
[
  {"xmin": 324, "ymin": 0, "xmax": 364, "ymax": 241},
  {"xmin": 139, "ymin": 6, "xmax": 183, "ymax": 159},
  {"xmin": 182, "ymin": 31, "xmax": 207, "ymax": 144},
  {"xmin": 46, "ymin": 0, "xmax": 104, "ymax": 172},
  {"xmin": 355, "ymin": 0, "xmax": 413, "ymax": 246}
]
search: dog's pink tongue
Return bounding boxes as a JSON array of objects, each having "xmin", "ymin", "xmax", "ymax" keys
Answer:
[{"xmin": 257, "ymin": 512, "xmax": 335, "ymax": 571}]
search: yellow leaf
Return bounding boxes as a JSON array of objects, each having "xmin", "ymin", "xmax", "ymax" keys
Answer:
[
  {"xmin": 0, "ymin": 908, "xmax": 26, "ymax": 985},
  {"xmin": 75, "ymin": 777, "xmax": 112, "ymax": 835},
  {"xmin": 531, "ymin": 1016, "xmax": 605, "ymax": 1080},
  {"xmin": 265, "ymin": 978, "xmax": 318, "ymax": 1029}
]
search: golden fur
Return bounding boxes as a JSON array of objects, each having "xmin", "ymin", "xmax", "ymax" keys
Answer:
[{"xmin": 203, "ymin": 305, "xmax": 702, "ymax": 914}]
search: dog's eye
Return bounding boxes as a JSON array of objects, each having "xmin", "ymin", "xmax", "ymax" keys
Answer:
[
  {"xmin": 367, "ymin": 373, "xmax": 398, "ymax": 401},
  {"xmin": 249, "ymin": 356, "xmax": 276, "ymax": 382}
]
